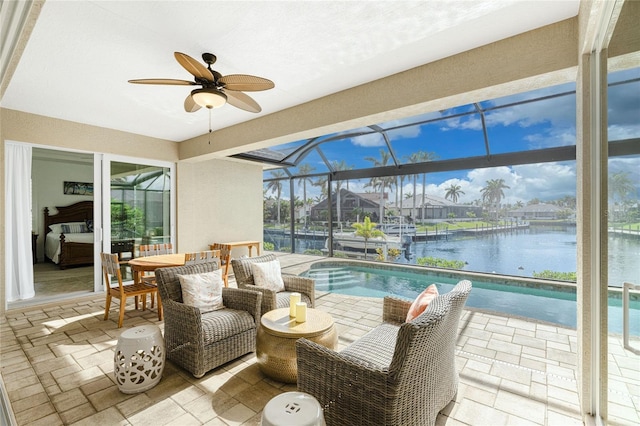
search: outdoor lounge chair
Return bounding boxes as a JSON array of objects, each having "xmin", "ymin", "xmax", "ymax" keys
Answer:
[
  {"xmin": 296, "ymin": 279, "xmax": 472, "ymax": 426},
  {"xmin": 155, "ymin": 262, "xmax": 262, "ymax": 378},
  {"xmin": 231, "ymin": 253, "xmax": 315, "ymax": 314}
]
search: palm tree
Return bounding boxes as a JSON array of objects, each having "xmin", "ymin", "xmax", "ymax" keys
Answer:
[
  {"xmin": 406, "ymin": 151, "xmax": 438, "ymax": 221},
  {"xmin": 405, "ymin": 153, "xmax": 420, "ymax": 220},
  {"xmin": 609, "ymin": 171, "xmax": 635, "ymax": 222},
  {"xmin": 353, "ymin": 216, "xmax": 385, "ymax": 260},
  {"xmin": 397, "ymin": 175, "xmax": 406, "ymax": 218},
  {"xmin": 419, "ymin": 151, "xmax": 438, "ymax": 220},
  {"xmin": 297, "ymin": 163, "xmax": 315, "ymax": 226},
  {"xmin": 445, "ymin": 183, "xmax": 465, "ymax": 204},
  {"xmin": 609, "ymin": 171, "xmax": 634, "ymax": 203},
  {"xmin": 266, "ymin": 170, "xmax": 286, "ymax": 225},
  {"xmin": 331, "ymin": 160, "xmax": 353, "ymax": 224},
  {"xmin": 480, "ymin": 179, "xmax": 510, "ymax": 220},
  {"xmin": 312, "ymin": 176, "xmax": 328, "ymax": 198},
  {"xmin": 364, "ymin": 149, "xmax": 393, "ymax": 221},
  {"xmin": 352, "ymin": 207, "xmax": 365, "ymax": 223}
]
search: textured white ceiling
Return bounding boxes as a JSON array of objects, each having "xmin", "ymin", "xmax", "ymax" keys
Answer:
[{"xmin": 1, "ymin": 1, "xmax": 579, "ymax": 142}]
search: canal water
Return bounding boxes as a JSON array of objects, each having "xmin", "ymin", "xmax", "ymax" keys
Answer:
[{"xmin": 265, "ymin": 226, "xmax": 639, "ymax": 287}]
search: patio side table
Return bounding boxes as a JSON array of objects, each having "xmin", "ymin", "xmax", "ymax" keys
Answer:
[
  {"xmin": 262, "ymin": 391, "xmax": 325, "ymax": 426},
  {"xmin": 114, "ymin": 324, "xmax": 165, "ymax": 393}
]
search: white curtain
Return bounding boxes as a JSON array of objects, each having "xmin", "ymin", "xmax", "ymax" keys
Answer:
[{"xmin": 5, "ymin": 143, "xmax": 34, "ymax": 301}]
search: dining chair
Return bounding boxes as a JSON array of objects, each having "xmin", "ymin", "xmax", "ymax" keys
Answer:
[
  {"xmin": 209, "ymin": 243, "xmax": 232, "ymax": 287},
  {"xmin": 156, "ymin": 243, "xmax": 173, "ymax": 255},
  {"xmin": 184, "ymin": 250, "xmax": 220, "ymax": 265},
  {"xmin": 139, "ymin": 244, "xmax": 157, "ymax": 257},
  {"xmin": 101, "ymin": 252, "xmax": 162, "ymax": 328},
  {"xmin": 137, "ymin": 243, "xmax": 171, "ymax": 308}
]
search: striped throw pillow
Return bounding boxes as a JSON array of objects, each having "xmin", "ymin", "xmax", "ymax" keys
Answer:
[{"xmin": 61, "ymin": 222, "xmax": 88, "ymax": 233}]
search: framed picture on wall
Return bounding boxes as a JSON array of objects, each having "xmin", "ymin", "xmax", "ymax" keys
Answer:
[{"xmin": 63, "ymin": 181, "xmax": 93, "ymax": 195}]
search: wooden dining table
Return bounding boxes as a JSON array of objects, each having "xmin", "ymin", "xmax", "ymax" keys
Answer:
[{"xmin": 128, "ymin": 253, "xmax": 186, "ymax": 285}]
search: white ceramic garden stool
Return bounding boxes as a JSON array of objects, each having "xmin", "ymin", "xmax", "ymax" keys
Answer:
[
  {"xmin": 114, "ymin": 324, "xmax": 165, "ymax": 394},
  {"xmin": 261, "ymin": 392, "xmax": 325, "ymax": 426}
]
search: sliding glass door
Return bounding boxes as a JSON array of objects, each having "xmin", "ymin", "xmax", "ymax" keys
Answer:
[
  {"xmin": 606, "ymin": 67, "xmax": 640, "ymax": 425},
  {"xmin": 102, "ymin": 156, "xmax": 175, "ymax": 281}
]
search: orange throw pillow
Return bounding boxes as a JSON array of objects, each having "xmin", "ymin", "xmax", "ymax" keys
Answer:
[{"xmin": 406, "ymin": 284, "xmax": 439, "ymax": 322}]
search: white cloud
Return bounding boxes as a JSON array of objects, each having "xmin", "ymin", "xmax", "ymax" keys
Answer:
[
  {"xmin": 486, "ymin": 98, "xmax": 574, "ymax": 128},
  {"xmin": 608, "ymin": 123, "xmax": 640, "ymax": 140},
  {"xmin": 379, "ymin": 110, "xmax": 442, "ymax": 130},
  {"xmin": 385, "ymin": 163, "xmax": 578, "ymax": 205},
  {"xmin": 385, "ymin": 125, "xmax": 422, "ymax": 139},
  {"xmin": 350, "ymin": 133, "xmax": 386, "ymax": 147},
  {"xmin": 440, "ymin": 116, "xmax": 483, "ymax": 131},
  {"xmin": 437, "ymin": 94, "xmax": 576, "ymax": 134},
  {"xmin": 524, "ymin": 127, "xmax": 576, "ymax": 148}
]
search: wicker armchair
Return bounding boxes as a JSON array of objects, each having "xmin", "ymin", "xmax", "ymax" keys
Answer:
[
  {"xmin": 296, "ymin": 280, "xmax": 472, "ymax": 426},
  {"xmin": 155, "ymin": 262, "xmax": 262, "ymax": 378},
  {"xmin": 231, "ymin": 253, "xmax": 315, "ymax": 314}
]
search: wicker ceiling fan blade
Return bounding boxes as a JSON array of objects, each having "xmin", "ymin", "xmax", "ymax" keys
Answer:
[
  {"xmin": 184, "ymin": 94, "xmax": 202, "ymax": 113},
  {"xmin": 219, "ymin": 74, "xmax": 275, "ymax": 92},
  {"xmin": 174, "ymin": 52, "xmax": 214, "ymax": 81},
  {"xmin": 128, "ymin": 78, "xmax": 195, "ymax": 85},
  {"xmin": 225, "ymin": 90, "xmax": 261, "ymax": 113}
]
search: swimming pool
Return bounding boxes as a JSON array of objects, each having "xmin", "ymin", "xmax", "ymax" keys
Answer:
[{"xmin": 302, "ymin": 260, "xmax": 639, "ymax": 334}]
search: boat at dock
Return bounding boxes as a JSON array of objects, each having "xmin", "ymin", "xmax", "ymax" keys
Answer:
[
  {"xmin": 327, "ymin": 232, "xmax": 412, "ymax": 252},
  {"xmin": 375, "ymin": 222, "xmax": 417, "ymax": 236}
]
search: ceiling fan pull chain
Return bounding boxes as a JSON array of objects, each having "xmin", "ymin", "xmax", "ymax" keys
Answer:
[{"xmin": 208, "ymin": 109, "xmax": 212, "ymax": 144}]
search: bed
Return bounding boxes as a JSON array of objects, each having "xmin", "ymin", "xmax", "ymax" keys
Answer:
[{"xmin": 44, "ymin": 201, "xmax": 94, "ymax": 269}]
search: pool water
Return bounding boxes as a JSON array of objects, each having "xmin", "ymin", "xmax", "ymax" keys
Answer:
[{"xmin": 302, "ymin": 262, "xmax": 639, "ymax": 334}]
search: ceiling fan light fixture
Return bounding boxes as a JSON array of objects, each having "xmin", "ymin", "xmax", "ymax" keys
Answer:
[{"xmin": 191, "ymin": 88, "xmax": 227, "ymax": 109}]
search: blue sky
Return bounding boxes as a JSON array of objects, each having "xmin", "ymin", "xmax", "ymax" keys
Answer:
[{"xmin": 266, "ymin": 67, "xmax": 639, "ymax": 206}]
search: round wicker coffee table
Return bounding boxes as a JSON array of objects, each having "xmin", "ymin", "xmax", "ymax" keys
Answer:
[{"xmin": 257, "ymin": 307, "xmax": 338, "ymax": 383}]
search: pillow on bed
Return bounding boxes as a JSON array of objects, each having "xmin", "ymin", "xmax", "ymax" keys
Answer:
[
  {"xmin": 48, "ymin": 223, "xmax": 64, "ymax": 233},
  {"xmin": 61, "ymin": 222, "xmax": 89, "ymax": 233},
  {"xmin": 49, "ymin": 221, "xmax": 88, "ymax": 234}
]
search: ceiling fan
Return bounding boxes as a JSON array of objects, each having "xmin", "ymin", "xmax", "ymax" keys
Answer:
[{"xmin": 129, "ymin": 52, "xmax": 274, "ymax": 113}]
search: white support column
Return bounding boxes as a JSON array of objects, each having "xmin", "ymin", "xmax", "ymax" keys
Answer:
[{"xmin": 576, "ymin": 0, "xmax": 621, "ymax": 423}]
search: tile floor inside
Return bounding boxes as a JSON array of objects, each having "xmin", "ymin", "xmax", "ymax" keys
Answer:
[{"xmin": 0, "ymin": 253, "xmax": 635, "ymax": 425}]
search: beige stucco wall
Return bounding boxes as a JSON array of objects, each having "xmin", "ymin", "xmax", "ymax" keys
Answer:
[
  {"xmin": 176, "ymin": 158, "xmax": 263, "ymax": 257},
  {"xmin": 1, "ymin": 108, "xmax": 178, "ymax": 160}
]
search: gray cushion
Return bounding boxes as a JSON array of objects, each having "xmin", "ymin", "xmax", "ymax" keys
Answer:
[
  {"xmin": 340, "ymin": 323, "xmax": 400, "ymax": 369},
  {"xmin": 201, "ymin": 309, "xmax": 256, "ymax": 345}
]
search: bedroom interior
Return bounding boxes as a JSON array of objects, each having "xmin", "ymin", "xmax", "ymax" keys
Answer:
[{"xmin": 20, "ymin": 148, "xmax": 95, "ymax": 308}]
